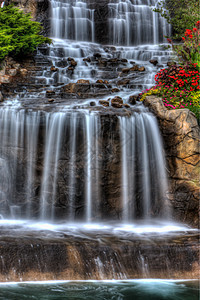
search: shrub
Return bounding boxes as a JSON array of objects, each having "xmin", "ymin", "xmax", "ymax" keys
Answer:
[
  {"xmin": 171, "ymin": 22, "xmax": 200, "ymax": 71},
  {"xmin": 0, "ymin": 5, "xmax": 51, "ymax": 61},
  {"xmin": 140, "ymin": 64, "xmax": 200, "ymax": 119},
  {"xmin": 152, "ymin": 0, "xmax": 199, "ymax": 40}
]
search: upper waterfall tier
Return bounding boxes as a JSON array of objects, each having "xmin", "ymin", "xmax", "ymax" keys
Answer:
[
  {"xmin": 51, "ymin": 0, "xmax": 95, "ymax": 42},
  {"xmin": 49, "ymin": 0, "xmax": 170, "ymax": 45}
]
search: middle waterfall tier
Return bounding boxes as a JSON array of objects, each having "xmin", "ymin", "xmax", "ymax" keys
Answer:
[{"xmin": 0, "ymin": 107, "xmax": 169, "ymax": 222}]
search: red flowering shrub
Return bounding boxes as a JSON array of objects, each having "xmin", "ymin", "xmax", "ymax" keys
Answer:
[
  {"xmin": 172, "ymin": 21, "xmax": 200, "ymax": 71},
  {"xmin": 140, "ymin": 64, "xmax": 200, "ymax": 118},
  {"xmin": 139, "ymin": 21, "xmax": 200, "ymax": 119}
]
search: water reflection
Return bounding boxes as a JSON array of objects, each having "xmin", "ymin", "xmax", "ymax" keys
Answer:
[{"xmin": 0, "ymin": 280, "xmax": 198, "ymax": 300}]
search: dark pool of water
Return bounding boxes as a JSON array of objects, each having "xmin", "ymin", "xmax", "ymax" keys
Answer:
[{"xmin": 0, "ymin": 280, "xmax": 198, "ymax": 300}]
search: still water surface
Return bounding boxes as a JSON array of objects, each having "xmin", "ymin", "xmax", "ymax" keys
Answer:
[{"xmin": 0, "ymin": 280, "xmax": 198, "ymax": 300}]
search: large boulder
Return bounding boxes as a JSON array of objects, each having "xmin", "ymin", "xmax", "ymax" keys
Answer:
[{"xmin": 143, "ymin": 96, "xmax": 200, "ymax": 227}]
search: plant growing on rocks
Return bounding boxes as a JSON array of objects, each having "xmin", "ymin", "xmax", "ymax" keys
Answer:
[{"xmin": 0, "ymin": 5, "xmax": 51, "ymax": 61}]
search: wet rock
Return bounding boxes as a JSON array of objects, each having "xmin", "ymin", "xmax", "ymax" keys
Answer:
[
  {"xmin": 50, "ymin": 66, "xmax": 58, "ymax": 72},
  {"xmin": 93, "ymin": 53, "xmax": 101, "ymax": 59},
  {"xmin": 90, "ymin": 101, "xmax": 96, "ymax": 106},
  {"xmin": 117, "ymin": 79, "xmax": 130, "ymax": 85},
  {"xmin": 123, "ymin": 103, "xmax": 130, "ymax": 108},
  {"xmin": 99, "ymin": 100, "xmax": 109, "ymax": 107},
  {"xmin": 46, "ymin": 90, "xmax": 55, "ymax": 97},
  {"xmin": 104, "ymin": 80, "xmax": 109, "ymax": 84},
  {"xmin": 143, "ymin": 96, "xmax": 200, "ymax": 227},
  {"xmin": 111, "ymin": 102, "xmax": 123, "ymax": 108},
  {"xmin": 129, "ymin": 95, "xmax": 138, "ymax": 105},
  {"xmin": 111, "ymin": 88, "xmax": 120, "ymax": 93},
  {"xmin": 96, "ymin": 80, "xmax": 104, "ymax": 84},
  {"xmin": 122, "ymin": 68, "xmax": 130, "ymax": 73},
  {"xmin": 70, "ymin": 60, "xmax": 77, "ymax": 67},
  {"xmin": 67, "ymin": 66, "xmax": 74, "ymax": 71},
  {"xmin": 111, "ymin": 97, "xmax": 123, "ymax": 105},
  {"xmin": 56, "ymin": 60, "xmax": 68, "ymax": 68},
  {"xmin": 7, "ymin": 69, "xmax": 17, "ymax": 76},
  {"xmin": 0, "ymin": 92, "xmax": 3, "ymax": 102},
  {"xmin": 83, "ymin": 57, "xmax": 91, "ymax": 63},
  {"xmin": 77, "ymin": 79, "xmax": 90, "ymax": 84},
  {"xmin": 130, "ymin": 65, "xmax": 139, "ymax": 72},
  {"xmin": 149, "ymin": 59, "xmax": 158, "ymax": 66},
  {"xmin": 67, "ymin": 57, "xmax": 74, "ymax": 61},
  {"xmin": 121, "ymin": 58, "xmax": 128, "ymax": 63},
  {"xmin": 138, "ymin": 67, "xmax": 145, "ymax": 72},
  {"xmin": 19, "ymin": 69, "xmax": 28, "ymax": 77},
  {"xmin": 108, "ymin": 58, "xmax": 118, "ymax": 63},
  {"xmin": 98, "ymin": 60, "xmax": 107, "ymax": 67},
  {"xmin": 130, "ymin": 61, "xmax": 136, "ymax": 64},
  {"xmin": 0, "ymin": 75, "xmax": 11, "ymax": 83},
  {"xmin": 48, "ymin": 98, "xmax": 54, "ymax": 103}
]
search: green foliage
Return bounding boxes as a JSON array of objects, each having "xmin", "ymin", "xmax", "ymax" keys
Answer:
[
  {"xmin": 152, "ymin": 0, "xmax": 199, "ymax": 39},
  {"xmin": 171, "ymin": 25, "xmax": 200, "ymax": 71},
  {"xmin": 0, "ymin": 5, "xmax": 51, "ymax": 61}
]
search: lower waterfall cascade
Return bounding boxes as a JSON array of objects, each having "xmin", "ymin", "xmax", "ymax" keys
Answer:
[{"xmin": 0, "ymin": 0, "xmax": 199, "ymax": 293}]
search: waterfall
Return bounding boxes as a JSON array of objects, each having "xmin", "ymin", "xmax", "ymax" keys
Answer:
[
  {"xmin": 51, "ymin": 0, "xmax": 95, "ymax": 42},
  {"xmin": 108, "ymin": 0, "xmax": 171, "ymax": 46},
  {"xmin": 0, "ymin": 107, "xmax": 169, "ymax": 222}
]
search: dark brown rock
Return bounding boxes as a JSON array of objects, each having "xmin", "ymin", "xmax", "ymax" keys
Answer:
[
  {"xmin": 50, "ymin": 66, "xmax": 58, "ymax": 72},
  {"xmin": 149, "ymin": 60, "xmax": 158, "ymax": 66},
  {"xmin": 128, "ymin": 95, "xmax": 138, "ymax": 105},
  {"xmin": 117, "ymin": 79, "xmax": 130, "ymax": 85},
  {"xmin": 138, "ymin": 67, "xmax": 145, "ymax": 72},
  {"xmin": 111, "ymin": 88, "xmax": 120, "ymax": 93},
  {"xmin": 130, "ymin": 65, "xmax": 139, "ymax": 72},
  {"xmin": 99, "ymin": 100, "xmax": 109, "ymax": 107},
  {"xmin": 122, "ymin": 68, "xmax": 130, "ymax": 73}
]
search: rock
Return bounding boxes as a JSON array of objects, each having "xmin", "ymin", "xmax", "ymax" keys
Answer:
[
  {"xmin": 138, "ymin": 67, "xmax": 145, "ymax": 72},
  {"xmin": 143, "ymin": 96, "xmax": 200, "ymax": 227},
  {"xmin": 48, "ymin": 98, "xmax": 54, "ymax": 103},
  {"xmin": 117, "ymin": 79, "xmax": 130, "ymax": 85},
  {"xmin": 130, "ymin": 65, "xmax": 139, "ymax": 72},
  {"xmin": 149, "ymin": 60, "xmax": 158, "ymax": 66},
  {"xmin": 128, "ymin": 95, "xmax": 138, "ymax": 105},
  {"xmin": 50, "ymin": 66, "xmax": 58, "ymax": 72},
  {"xmin": 111, "ymin": 88, "xmax": 120, "ymax": 93},
  {"xmin": 93, "ymin": 53, "xmax": 101, "ymax": 59},
  {"xmin": 12, "ymin": 63, "xmax": 20, "ymax": 69},
  {"xmin": 67, "ymin": 57, "xmax": 74, "ymax": 61},
  {"xmin": 0, "ymin": 92, "xmax": 3, "ymax": 102},
  {"xmin": 99, "ymin": 100, "xmax": 109, "ymax": 107},
  {"xmin": 67, "ymin": 66, "xmax": 74, "ymax": 71},
  {"xmin": 123, "ymin": 103, "xmax": 130, "ymax": 108},
  {"xmin": 130, "ymin": 61, "xmax": 136, "ymax": 65},
  {"xmin": 0, "ymin": 75, "xmax": 11, "ymax": 83},
  {"xmin": 83, "ymin": 57, "xmax": 91, "ymax": 63},
  {"xmin": 76, "ymin": 79, "xmax": 90, "ymax": 84},
  {"xmin": 7, "ymin": 69, "xmax": 17, "ymax": 76},
  {"xmin": 96, "ymin": 80, "xmax": 104, "ymax": 84},
  {"xmin": 62, "ymin": 83, "xmax": 76, "ymax": 93},
  {"xmin": 104, "ymin": 80, "xmax": 109, "ymax": 84},
  {"xmin": 19, "ymin": 69, "xmax": 28, "ymax": 77},
  {"xmin": 111, "ymin": 102, "xmax": 123, "ymax": 108},
  {"xmin": 46, "ymin": 90, "xmax": 55, "ymax": 97},
  {"xmin": 90, "ymin": 101, "xmax": 96, "ymax": 106},
  {"xmin": 70, "ymin": 60, "xmax": 77, "ymax": 67},
  {"xmin": 122, "ymin": 68, "xmax": 130, "ymax": 73},
  {"xmin": 111, "ymin": 97, "xmax": 123, "ymax": 105},
  {"xmin": 0, "ymin": 67, "xmax": 5, "ymax": 76},
  {"xmin": 108, "ymin": 58, "xmax": 118, "ymax": 63},
  {"xmin": 121, "ymin": 58, "xmax": 128, "ymax": 63}
]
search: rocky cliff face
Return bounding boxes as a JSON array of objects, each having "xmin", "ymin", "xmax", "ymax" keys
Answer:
[{"xmin": 143, "ymin": 96, "xmax": 200, "ymax": 227}]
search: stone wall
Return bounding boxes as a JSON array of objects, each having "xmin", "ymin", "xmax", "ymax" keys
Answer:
[{"xmin": 143, "ymin": 96, "xmax": 200, "ymax": 227}]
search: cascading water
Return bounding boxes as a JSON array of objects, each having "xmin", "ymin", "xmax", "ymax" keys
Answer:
[
  {"xmin": 0, "ymin": 0, "xmax": 198, "ymax": 289},
  {"xmin": 0, "ymin": 106, "xmax": 169, "ymax": 222},
  {"xmin": 108, "ymin": 0, "xmax": 171, "ymax": 46}
]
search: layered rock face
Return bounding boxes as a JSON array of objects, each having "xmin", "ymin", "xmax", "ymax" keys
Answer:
[
  {"xmin": 0, "ymin": 227, "xmax": 198, "ymax": 281},
  {"xmin": 143, "ymin": 96, "xmax": 200, "ymax": 227}
]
